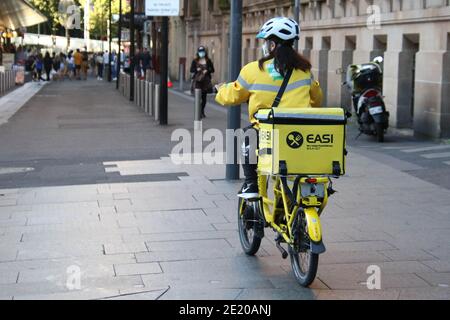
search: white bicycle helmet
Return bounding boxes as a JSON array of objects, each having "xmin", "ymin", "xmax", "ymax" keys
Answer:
[{"xmin": 256, "ymin": 17, "xmax": 300, "ymax": 41}]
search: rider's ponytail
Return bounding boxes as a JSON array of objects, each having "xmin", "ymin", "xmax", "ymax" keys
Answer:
[{"xmin": 258, "ymin": 37, "xmax": 311, "ymax": 77}]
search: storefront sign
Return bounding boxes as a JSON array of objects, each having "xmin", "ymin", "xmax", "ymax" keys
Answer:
[
  {"xmin": 2, "ymin": 54, "xmax": 14, "ymax": 70},
  {"xmin": 145, "ymin": 0, "xmax": 180, "ymax": 16},
  {"xmin": 121, "ymin": 29, "xmax": 130, "ymax": 42}
]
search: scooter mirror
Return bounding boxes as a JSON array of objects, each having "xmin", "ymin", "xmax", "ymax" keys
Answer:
[
  {"xmin": 335, "ymin": 68, "xmax": 344, "ymax": 75},
  {"xmin": 373, "ymin": 56, "xmax": 384, "ymax": 64}
]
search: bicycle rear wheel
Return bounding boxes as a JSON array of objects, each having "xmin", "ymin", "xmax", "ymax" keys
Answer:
[
  {"xmin": 237, "ymin": 198, "xmax": 263, "ymax": 256},
  {"xmin": 289, "ymin": 209, "xmax": 319, "ymax": 287}
]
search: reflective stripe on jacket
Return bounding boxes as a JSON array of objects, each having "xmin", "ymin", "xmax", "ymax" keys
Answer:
[{"xmin": 215, "ymin": 59, "xmax": 322, "ymax": 124}]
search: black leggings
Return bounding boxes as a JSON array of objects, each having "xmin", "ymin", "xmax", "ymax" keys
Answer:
[
  {"xmin": 36, "ymin": 69, "xmax": 44, "ymax": 81},
  {"xmin": 241, "ymin": 126, "xmax": 259, "ymax": 183},
  {"xmin": 201, "ymin": 90, "xmax": 207, "ymax": 115},
  {"xmin": 45, "ymin": 68, "xmax": 51, "ymax": 81}
]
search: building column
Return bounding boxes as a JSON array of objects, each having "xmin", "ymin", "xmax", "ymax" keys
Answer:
[
  {"xmin": 442, "ymin": 50, "xmax": 450, "ymax": 138},
  {"xmin": 414, "ymin": 50, "xmax": 450, "ymax": 139},
  {"xmin": 383, "ymin": 32, "xmax": 416, "ymax": 129},
  {"xmin": 326, "ymin": 34, "xmax": 355, "ymax": 110},
  {"xmin": 352, "ymin": 37, "xmax": 372, "ymax": 65},
  {"xmin": 327, "ymin": 33, "xmax": 344, "ymax": 108},
  {"xmin": 310, "ymin": 35, "xmax": 330, "ymax": 106},
  {"xmin": 327, "ymin": 48, "xmax": 345, "ymax": 107}
]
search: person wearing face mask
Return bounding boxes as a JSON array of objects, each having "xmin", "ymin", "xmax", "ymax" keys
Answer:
[
  {"xmin": 190, "ymin": 46, "xmax": 215, "ymax": 118},
  {"xmin": 215, "ymin": 17, "xmax": 323, "ymax": 199}
]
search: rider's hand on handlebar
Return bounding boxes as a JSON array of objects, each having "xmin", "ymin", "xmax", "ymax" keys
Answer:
[{"xmin": 215, "ymin": 83, "xmax": 225, "ymax": 93}]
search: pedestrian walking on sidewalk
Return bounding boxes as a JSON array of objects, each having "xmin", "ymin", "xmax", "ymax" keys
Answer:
[
  {"xmin": 59, "ymin": 53, "xmax": 69, "ymax": 81},
  {"xmin": 96, "ymin": 52, "xmax": 104, "ymax": 80},
  {"xmin": 67, "ymin": 51, "xmax": 75, "ymax": 80},
  {"xmin": 52, "ymin": 52, "xmax": 60, "ymax": 79},
  {"xmin": 142, "ymin": 48, "xmax": 152, "ymax": 79},
  {"xmin": 74, "ymin": 49, "xmax": 82, "ymax": 80},
  {"xmin": 33, "ymin": 53, "xmax": 45, "ymax": 82},
  {"xmin": 103, "ymin": 50, "xmax": 110, "ymax": 80},
  {"xmin": 43, "ymin": 52, "xmax": 53, "ymax": 81},
  {"xmin": 190, "ymin": 46, "xmax": 215, "ymax": 118},
  {"xmin": 81, "ymin": 48, "xmax": 89, "ymax": 80}
]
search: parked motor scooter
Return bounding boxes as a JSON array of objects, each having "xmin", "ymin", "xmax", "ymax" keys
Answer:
[{"xmin": 342, "ymin": 56, "xmax": 390, "ymax": 142}]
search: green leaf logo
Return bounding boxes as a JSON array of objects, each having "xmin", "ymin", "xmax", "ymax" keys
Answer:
[{"xmin": 267, "ymin": 63, "xmax": 283, "ymax": 81}]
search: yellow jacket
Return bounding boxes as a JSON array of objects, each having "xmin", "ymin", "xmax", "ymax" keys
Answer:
[{"xmin": 216, "ymin": 59, "xmax": 322, "ymax": 124}]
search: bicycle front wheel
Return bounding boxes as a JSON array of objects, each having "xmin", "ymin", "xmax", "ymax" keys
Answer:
[
  {"xmin": 289, "ymin": 209, "xmax": 319, "ymax": 287},
  {"xmin": 237, "ymin": 198, "xmax": 262, "ymax": 256}
]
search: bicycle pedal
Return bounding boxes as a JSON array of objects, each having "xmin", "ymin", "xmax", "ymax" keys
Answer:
[{"xmin": 275, "ymin": 241, "xmax": 288, "ymax": 259}]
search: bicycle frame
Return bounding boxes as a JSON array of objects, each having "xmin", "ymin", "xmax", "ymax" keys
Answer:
[{"xmin": 257, "ymin": 174, "xmax": 330, "ymax": 250}]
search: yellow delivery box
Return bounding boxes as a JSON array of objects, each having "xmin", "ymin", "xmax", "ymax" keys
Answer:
[{"xmin": 255, "ymin": 108, "xmax": 346, "ymax": 176}]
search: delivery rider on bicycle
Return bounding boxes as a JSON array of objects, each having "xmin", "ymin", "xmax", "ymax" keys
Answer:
[{"xmin": 215, "ymin": 17, "xmax": 323, "ymax": 199}]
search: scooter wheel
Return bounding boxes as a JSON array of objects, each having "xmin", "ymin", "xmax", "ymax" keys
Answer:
[{"xmin": 376, "ymin": 123, "xmax": 385, "ymax": 143}]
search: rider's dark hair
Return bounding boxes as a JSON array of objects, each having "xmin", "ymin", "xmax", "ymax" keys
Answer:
[{"xmin": 258, "ymin": 36, "xmax": 311, "ymax": 77}]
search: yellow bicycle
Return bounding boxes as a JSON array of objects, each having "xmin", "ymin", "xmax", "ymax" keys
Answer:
[{"xmin": 237, "ymin": 107, "xmax": 347, "ymax": 287}]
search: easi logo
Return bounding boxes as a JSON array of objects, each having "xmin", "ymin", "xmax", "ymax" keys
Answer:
[
  {"xmin": 306, "ymin": 134, "xmax": 334, "ymax": 144},
  {"xmin": 287, "ymin": 132, "xmax": 335, "ymax": 150},
  {"xmin": 286, "ymin": 132, "xmax": 304, "ymax": 149},
  {"xmin": 305, "ymin": 133, "xmax": 335, "ymax": 151}
]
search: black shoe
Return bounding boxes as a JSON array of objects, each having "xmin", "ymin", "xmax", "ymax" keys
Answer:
[
  {"xmin": 201, "ymin": 113, "xmax": 206, "ymax": 118},
  {"xmin": 238, "ymin": 181, "xmax": 259, "ymax": 199}
]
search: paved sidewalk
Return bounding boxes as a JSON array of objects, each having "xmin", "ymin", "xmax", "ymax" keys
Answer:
[
  {"xmin": 0, "ymin": 79, "xmax": 449, "ymax": 300},
  {"xmin": 0, "ymin": 81, "xmax": 47, "ymax": 126}
]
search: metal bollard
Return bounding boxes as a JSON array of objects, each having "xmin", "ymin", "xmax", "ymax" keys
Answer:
[
  {"xmin": 145, "ymin": 81, "xmax": 150, "ymax": 113},
  {"xmin": 179, "ymin": 64, "xmax": 184, "ymax": 92},
  {"xmin": 0, "ymin": 72, "xmax": 4, "ymax": 95},
  {"xmin": 137, "ymin": 79, "xmax": 141, "ymax": 107},
  {"xmin": 8, "ymin": 71, "xmax": 12, "ymax": 90},
  {"xmin": 124, "ymin": 74, "xmax": 126, "ymax": 95},
  {"xmin": 128, "ymin": 75, "xmax": 131, "ymax": 99},
  {"xmin": 138, "ymin": 80, "xmax": 143, "ymax": 107},
  {"xmin": 134, "ymin": 78, "xmax": 137, "ymax": 105},
  {"xmin": 134, "ymin": 78, "xmax": 138, "ymax": 105},
  {"xmin": 151, "ymin": 69, "xmax": 155, "ymax": 83},
  {"xmin": 127, "ymin": 75, "xmax": 130, "ymax": 99},
  {"xmin": 144, "ymin": 81, "xmax": 147, "ymax": 112},
  {"xmin": 123, "ymin": 74, "xmax": 125, "ymax": 95},
  {"xmin": 141, "ymin": 80, "xmax": 145, "ymax": 109},
  {"xmin": 140, "ymin": 80, "xmax": 143, "ymax": 108},
  {"xmin": 194, "ymin": 88, "xmax": 202, "ymax": 130},
  {"xmin": 138, "ymin": 79, "xmax": 142, "ymax": 107},
  {"xmin": 148, "ymin": 82, "xmax": 154, "ymax": 116},
  {"xmin": 137, "ymin": 80, "xmax": 141, "ymax": 107},
  {"xmin": 154, "ymin": 84, "xmax": 160, "ymax": 122},
  {"xmin": 136, "ymin": 79, "xmax": 139, "ymax": 105}
]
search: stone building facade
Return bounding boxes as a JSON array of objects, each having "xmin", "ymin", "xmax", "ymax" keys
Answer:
[{"xmin": 168, "ymin": 0, "xmax": 450, "ymax": 139}]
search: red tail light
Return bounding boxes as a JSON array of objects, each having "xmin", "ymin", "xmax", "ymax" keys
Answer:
[
  {"xmin": 306, "ymin": 178, "xmax": 317, "ymax": 184},
  {"xmin": 363, "ymin": 89, "xmax": 379, "ymax": 98}
]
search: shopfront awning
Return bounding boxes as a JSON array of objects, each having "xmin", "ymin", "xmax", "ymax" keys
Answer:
[{"xmin": 0, "ymin": 0, "xmax": 47, "ymax": 31}]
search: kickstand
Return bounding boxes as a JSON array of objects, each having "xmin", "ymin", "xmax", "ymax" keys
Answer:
[{"xmin": 355, "ymin": 132, "xmax": 363, "ymax": 140}]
